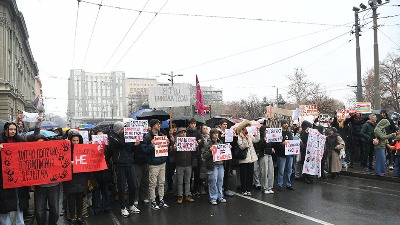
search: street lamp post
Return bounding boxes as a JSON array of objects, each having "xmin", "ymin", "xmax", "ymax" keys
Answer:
[{"xmin": 161, "ymin": 71, "xmax": 183, "ymax": 129}]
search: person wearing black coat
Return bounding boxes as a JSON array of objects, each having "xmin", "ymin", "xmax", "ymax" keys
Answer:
[
  {"xmin": 344, "ymin": 113, "xmax": 365, "ymax": 167},
  {"xmin": 186, "ymin": 118, "xmax": 203, "ymax": 196},
  {"xmin": 0, "ymin": 122, "xmax": 29, "ymax": 225},
  {"xmin": 257, "ymin": 125, "xmax": 275, "ymax": 194}
]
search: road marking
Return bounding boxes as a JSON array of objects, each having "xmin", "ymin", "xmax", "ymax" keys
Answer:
[
  {"xmin": 110, "ymin": 211, "xmax": 122, "ymax": 225},
  {"xmin": 235, "ymin": 193, "xmax": 334, "ymax": 225},
  {"xmin": 320, "ymin": 181, "xmax": 400, "ymax": 198}
]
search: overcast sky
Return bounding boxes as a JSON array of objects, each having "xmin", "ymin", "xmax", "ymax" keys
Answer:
[{"xmin": 16, "ymin": 0, "xmax": 400, "ymax": 116}]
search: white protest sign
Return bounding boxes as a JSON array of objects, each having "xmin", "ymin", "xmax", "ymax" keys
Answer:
[
  {"xmin": 285, "ymin": 140, "xmax": 300, "ymax": 155},
  {"xmin": 22, "ymin": 111, "xmax": 39, "ymax": 123},
  {"xmin": 302, "ymin": 129, "xmax": 326, "ymax": 177},
  {"xmin": 124, "ymin": 127, "xmax": 143, "ymax": 143},
  {"xmin": 91, "ymin": 134, "xmax": 109, "ymax": 145},
  {"xmin": 154, "ymin": 136, "xmax": 169, "ymax": 157},
  {"xmin": 148, "ymin": 86, "xmax": 190, "ymax": 108},
  {"xmin": 211, "ymin": 144, "xmax": 232, "ymax": 162},
  {"xmin": 79, "ymin": 130, "xmax": 89, "ymax": 144},
  {"xmin": 266, "ymin": 128, "xmax": 282, "ymax": 142},
  {"xmin": 225, "ymin": 129, "xmax": 234, "ymax": 143},
  {"xmin": 176, "ymin": 137, "xmax": 197, "ymax": 151},
  {"xmin": 125, "ymin": 119, "xmax": 149, "ymax": 133},
  {"xmin": 246, "ymin": 126, "xmax": 257, "ymax": 136}
]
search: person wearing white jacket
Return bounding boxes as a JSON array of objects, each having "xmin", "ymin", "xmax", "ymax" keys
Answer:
[{"xmin": 237, "ymin": 120, "xmax": 260, "ymax": 196}]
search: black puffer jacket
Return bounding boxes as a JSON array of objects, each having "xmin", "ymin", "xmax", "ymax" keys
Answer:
[
  {"xmin": 0, "ymin": 134, "xmax": 30, "ymax": 214},
  {"xmin": 108, "ymin": 131, "xmax": 135, "ymax": 166},
  {"xmin": 257, "ymin": 125, "xmax": 274, "ymax": 157}
]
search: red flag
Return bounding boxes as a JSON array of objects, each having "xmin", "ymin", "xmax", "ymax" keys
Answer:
[{"xmin": 196, "ymin": 75, "xmax": 205, "ymax": 116}]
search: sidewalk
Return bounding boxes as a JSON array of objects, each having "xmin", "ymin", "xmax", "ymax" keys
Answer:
[{"xmin": 340, "ymin": 164, "xmax": 400, "ymax": 183}]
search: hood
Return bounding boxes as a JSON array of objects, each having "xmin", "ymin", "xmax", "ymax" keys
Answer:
[
  {"xmin": 236, "ymin": 120, "xmax": 251, "ymax": 135},
  {"xmin": 377, "ymin": 119, "xmax": 390, "ymax": 128}
]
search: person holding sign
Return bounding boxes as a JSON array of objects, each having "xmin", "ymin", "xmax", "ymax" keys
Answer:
[
  {"xmin": 0, "ymin": 122, "xmax": 30, "ymax": 225},
  {"xmin": 274, "ymin": 120, "xmax": 294, "ymax": 192},
  {"xmin": 257, "ymin": 123, "xmax": 275, "ymax": 194},
  {"xmin": 186, "ymin": 118, "xmax": 203, "ymax": 197},
  {"xmin": 202, "ymin": 128, "xmax": 226, "ymax": 205},
  {"xmin": 141, "ymin": 119, "xmax": 170, "ymax": 210},
  {"xmin": 171, "ymin": 128, "xmax": 196, "ymax": 204},
  {"xmin": 237, "ymin": 120, "xmax": 260, "ymax": 196},
  {"xmin": 218, "ymin": 119, "xmax": 235, "ymax": 197},
  {"xmin": 108, "ymin": 122, "xmax": 140, "ymax": 218}
]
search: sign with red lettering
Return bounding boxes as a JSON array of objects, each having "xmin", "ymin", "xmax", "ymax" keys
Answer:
[
  {"xmin": 285, "ymin": 140, "xmax": 300, "ymax": 155},
  {"xmin": 211, "ymin": 144, "xmax": 232, "ymax": 162},
  {"xmin": 266, "ymin": 128, "xmax": 282, "ymax": 143},
  {"xmin": 154, "ymin": 136, "xmax": 168, "ymax": 157},
  {"xmin": 72, "ymin": 144, "xmax": 108, "ymax": 173},
  {"xmin": 1, "ymin": 140, "xmax": 72, "ymax": 189},
  {"xmin": 124, "ymin": 127, "xmax": 143, "ymax": 143},
  {"xmin": 336, "ymin": 109, "xmax": 351, "ymax": 120},
  {"xmin": 176, "ymin": 137, "xmax": 196, "ymax": 151},
  {"xmin": 300, "ymin": 105, "xmax": 319, "ymax": 117}
]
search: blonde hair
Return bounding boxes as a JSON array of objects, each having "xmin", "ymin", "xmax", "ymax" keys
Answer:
[{"xmin": 338, "ymin": 120, "xmax": 344, "ymax": 129}]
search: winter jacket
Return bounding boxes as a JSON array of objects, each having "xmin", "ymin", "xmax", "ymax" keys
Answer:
[
  {"xmin": 388, "ymin": 140, "xmax": 400, "ymax": 156},
  {"xmin": 256, "ymin": 125, "xmax": 274, "ymax": 157},
  {"xmin": 274, "ymin": 130, "xmax": 293, "ymax": 157},
  {"xmin": 0, "ymin": 134, "xmax": 30, "ymax": 214},
  {"xmin": 64, "ymin": 138, "xmax": 90, "ymax": 194},
  {"xmin": 171, "ymin": 136, "xmax": 195, "ymax": 167},
  {"xmin": 108, "ymin": 131, "xmax": 135, "ymax": 166},
  {"xmin": 202, "ymin": 138, "xmax": 223, "ymax": 170},
  {"xmin": 141, "ymin": 131, "xmax": 168, "ymax": 165},
  {"xmin": 237, "ymin": 132, "xmax": 260, "ymax": 164},
  {"xmin": 360, "ymin": 121, "xmax": 376, "ymax": 142},
  {"xmin": 325, "ymin": 133, "xmax": 344, "ymax": 173},
  {"xmin": 374, "ymin": 119, "xmax": 395, "ymax": 149}
]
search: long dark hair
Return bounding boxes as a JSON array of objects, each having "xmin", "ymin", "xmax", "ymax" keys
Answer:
[{"xmin": 4, "ymin": 122, "xmax": 17, "ymax": 137}]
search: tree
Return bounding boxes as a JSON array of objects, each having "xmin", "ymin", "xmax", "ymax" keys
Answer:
[{"xmin": 286, "ymin": 67, "xmax": 322, "ymax": 104}]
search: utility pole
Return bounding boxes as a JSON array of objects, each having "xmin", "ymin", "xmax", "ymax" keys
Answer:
[
  {"xmin": 161, "ymin": 71, "xmax": 183, "ymax": 129},
  {"xmin": 353, "ymin": 7, "xmax": 364, "ymax": 102},
  {"xmin": 372, "ymin": 0, "xmax": 381, "ymax": 109}
]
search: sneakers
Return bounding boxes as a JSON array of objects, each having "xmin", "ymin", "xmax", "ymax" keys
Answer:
[
  {"xmin": 224, "ymin": 190, "xmax": 235, "ymax": 197},
  {"xmin": 151, "ymin": 201, "xmax": 160, "ymax": 210},
  {"xmin": 219, "ymin": 198, "xmax": 227, "ymax": 203},
  {"xmin": 389, "ymin": 165, "xmax": 394, "ymax": 170},
  {"xmin": 159, "ymin": 199, "xmax": 169, "ymax": 208},
  {"xmin": 177, "ymin": 197, "xmax": 183, "ymax": 204},
  {"xmin": 134, "ymin": 201, "xmax": 139, "ymax": 205},
  {"xmin": 185, "ymin": 196, "xmax": 195, "ymax": 202},
  {"xmin": 286, "ymin": 186, "xmax": 295, "ymax": 191},
  {"xmin": 210, "ymin": 200, "xmax": 217, "ymax": 205},
  {"xmin": 143, "ymin": 199, "xmax": 150, "ymax": 204},
  {"xmin": 129, "ymin": 205, "xmax": 140, "ymax": 214},
  {"xmin": 121, "ymin": 208, "xmax": 130, "ymax": 217},
  {"xmin": 268, "ymin": 190, "xmax": 274, "ymax": 194}
]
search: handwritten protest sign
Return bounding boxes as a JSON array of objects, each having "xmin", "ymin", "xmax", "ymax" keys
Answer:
[
  {"xmin": 336, "ymin": 109, "xmax": 351, "ymax": 120},
  {"xmin": 148, "ymin": 86, "xmax": 190, "ymax": 108},
  {"xmin": 1, "ymin": 140, "xmax": 72, "ymax": 189},
  {"xmin": 176, "ymin": 137, "xmax": 196, "ymax": 151},
  {"xmin": 246, "ymin": 126, "xmax": 257, "ymax": 136},
  {"xmin": 91, "ymin": 134, "xmax": 108, "ymax": 145},
  {"xmin": 302, "ymin": 129, "xmax": 326, "ymax": 177},
  {"xmin": 124, "ymin": 119, "xmax": 149, "ymax": 133},
  {"xmin": 211, "ymin": 144, "xmax": 232, "ymax": 162},
  {"xmin": 225, "ymin": 129, "xmax": 234, "ymax": 143},
  {"xmin": 124, "ymin": 127, "xmax": 143, "ymax": 143},
  {"xmin": 22, "ymin": 111, "xmax": 39, "ymax": 123},
  {"xmin": 300, "ymin": 105, "xmax": 319, "ymax": 117},
  {"xmin": 285, "ymin": 140, "xmax": 301, "ymax": 155},
  {"xmin": 73, "ymin": 144, "xmax": 108, "ymax": 173},
  {"xmin": 154, "ymin": 136, "xmax": 168, "ymax": 157},
  {"xmin": 78, "ymin": 130, "xmax": 89, "ymax": 144},
  {"xmin": 266, "ymin": 128, "xmax": 282, "ymax": 142}
]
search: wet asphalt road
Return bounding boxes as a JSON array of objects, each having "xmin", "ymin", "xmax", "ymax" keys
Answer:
[{"xmin": 46, "ymin": 176, "xmax": 399, "ymax": 225}]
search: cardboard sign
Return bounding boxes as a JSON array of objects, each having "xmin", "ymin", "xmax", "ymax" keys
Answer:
[
  {"xmin": 225, "ymin": 129, "xmax": 234, "ymax": 143},
  {"xmin": 176, "ymin": 137, "xmax": 197, "ymax": 151},
  {"xmin": 124, "ymin": 127, "xmax": 143, "ymax": 143},
  {"xmin": 302, "ymin": 129, "xmax": 326, "ymax": 177},
  {"xmin": 22, "ymin": 111, "xmax": 39, "ymax": 123},
  {"xmin": 1, "ymin": 140, "xmax": 72, "ymax": 189},
  {"xmin": 336, "ymin": 109, "xmax": 351, "ymax": 120},
  {"xmin": 73, "ymin": 144, "xmax": 108, "ymax": 173},
  {"xmin": 148, "ymin": 86, "xmax": 191, "ymax": 108},
  {"xmin": 300, "ymin": 105, "xmax": 319, "ymax": 117},
  {"xmin": 266, "ymin": 128, "xmax": 282, "ymax": 142},
  {"xmin": 78, "ymin": 130, "xmax": 89, "ymax": 144},
  {"xmin": 211, "ymin": 144, "xmax": 232, "ymax": 162},
  {"xmin": 285, "ymin": 140, "xmax": 300, "ymax": 155},
  {"xmin": 154, "ymin": 136, "xmax": 168, "ymax": 157},
  {"xmin": 356, "ymin": 102, "xmax": 372, "ymax": 113},
  {"xmin": 91, "ymin": 134, "xmax": 109, "ymax": 146}
]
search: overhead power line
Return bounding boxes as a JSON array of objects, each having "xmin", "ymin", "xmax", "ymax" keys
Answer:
[
  {"xmin": 202, "ymin": 31, "xmax": 350, "ymax": 83},
  {"xmin": 71, "ymin": 0, "xmax": 81, "ymax": 68},
  {"xmin": 378, "ymin": 28, "xmax": 400, "ymax": 48},
  {"xmin": 79, "ymin": 0, "xmax": 352, "ymax": 27},
  {"xmin": 102, "ymin": 0, "xmax": 151, "ymax": 71},
  {"xmin": 378, "ymin": 14, "xmax": 400, "ymax": 19},
  {"xmin": 111, "ymin": 0, "xmax": 169, "ymax": 70}
]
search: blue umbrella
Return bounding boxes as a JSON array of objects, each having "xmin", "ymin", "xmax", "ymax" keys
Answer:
[
  {"xmin": 83, "ymin": 124, "xmax": 94, "ymax": 129},
  {"xmin": 130, "ymin": 109, "xmax": 153, "ymax": 119},
  {"xmin": 26, "ymin": 130, "xmax": 58, "ymax": 137},
  {"xmin": 161, "ymin": 120, "xmax": 170, "ymax": 129},
  {"xmin": 40, "ymin": 121, "xmax": 60, "ymax": 129}
]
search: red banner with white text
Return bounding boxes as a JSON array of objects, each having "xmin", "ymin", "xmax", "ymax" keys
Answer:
[{"xmin": 72, "ymin": 144, "xmax": 108, "ymax": 173}]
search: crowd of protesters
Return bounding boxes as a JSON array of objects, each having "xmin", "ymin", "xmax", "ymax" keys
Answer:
[{"xmin": 0, "ymin": 110, "xmax": 399, "ymax": 225}]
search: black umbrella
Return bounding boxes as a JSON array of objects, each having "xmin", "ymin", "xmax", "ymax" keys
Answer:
[
  {"xmin": 205, "ymin": 116, "xmax": 234, "ymax": 128},
  {"xmin": 170, "ymin": 116, "xmax": 204, "ymax": 128},
  {"xmin": 93, "ymin": 121, "xmax": 115, "ymax": 134},
  {"xmin": 136, "ymin": 110, "xmax": 170, "ymax": 121}
]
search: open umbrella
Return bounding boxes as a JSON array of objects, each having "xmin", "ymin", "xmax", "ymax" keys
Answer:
[
  {"xmin": 26, "ymin": 130, "xmax": 58, "ymax": 138},
  {"xmin": 93, "ymin": 121, "xmax": 115, "ymax": 134},
  {"xmin": 130, "ymin": 109, "xmax": 153, "ymax": 119},
  {"xmin": 205, "ymin": 116, "xmax": 235, "ymax": 128},
  {"xmin": 40, "ymin": 121, "xmax": 60, "ymax": 129},
  {"xmin": 163, "ymin": 116, "xmax": 204, "ymax": 128},
  {"xmin": 83, "ymin": 124, "xmax": 94, "ymax": 129},
  {"xmin": 136, "ymin": 110, "xmax": 170, "ymax": 121}
]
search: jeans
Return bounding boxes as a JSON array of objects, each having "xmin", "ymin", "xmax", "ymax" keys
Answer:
[
  {"xmin": 92, "ymin": 181, "xmax": 110, "ymax": 214},
  {"xmin": 239, "ymin": 163, "xmax": 254, "ymax": 192},
  {"xmin": 375, "ymin": 148, "xmax": 386, "ymax": 175},
  {"xmin": 207, "ymin": 165, "xmax": 224, "ymax": 202},
  {"xmin": 134, "ymin": 164, "xmax": 149, "ymax": 202},
  {"xmin": 259, "ymin": 155, "xmax": 274, "ymax": 191},
  {"xmin": 362, "ymin": 141, "xmax": 374, "ymax": 168},
  {"xmin": 34, "ymin": 185, "xmax": 60, "ymax": 225},
  {"xmin": 277, "ymin": 156, "xmax": 293, "ymax": 188},
  {"xmin": 0, "ymin": 190, "xmax": 24, "ymax": 225},
  {"xmin": 176, "ymin": 166, "xmax": 192, "ymax": 196},
  {"xmin": 149, "ymin": 163, "xmax": 166, "ymax": 201},
  {"xmin": 394, "ymin": 155, "xmax": 400, "ymax": 176},
  {"xmin": 115, "ymin": 165, "xmax": 136, "ymax": 209},
  {"xmin": 253, "ymin": 159, "xmax": 261, "ymax": 187}
]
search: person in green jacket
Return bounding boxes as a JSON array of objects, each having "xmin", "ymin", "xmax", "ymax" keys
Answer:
[{"xmin": 373, "ymin": 119, "xmax": 396, "ymax": 176}]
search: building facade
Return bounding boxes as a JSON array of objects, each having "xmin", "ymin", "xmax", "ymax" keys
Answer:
[
  {"xmin": 0, "ymin": 0, "xmax": 42, "ymax": 120},
  {"xmin": 125, "ymin": 77, "xmax": 157, "ymax": 115},
  {"xmin": 201, "ymin": 86, "xmax": 223, "ymax": 104},
  {"xmin": 68, "ymin": 69, "xmax": 126, "ymax": 127}
]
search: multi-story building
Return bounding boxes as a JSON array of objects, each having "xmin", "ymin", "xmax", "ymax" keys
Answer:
[
  {"xmin": 67, "ymin": 69, "xmax": 125, "ymax": 127},
  {"xmin": 0, "ymin": 0, "xmax": 42, "ymax": 120},
  {"xmin": 125, "ymin": 77, "xmax": 157, "ymax": 115},
  {"xmin": 201, "ymin": 86, "xmax": 223, "ymax": 104}
]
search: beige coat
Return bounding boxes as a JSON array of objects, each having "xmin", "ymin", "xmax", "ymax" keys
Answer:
[
  {"xmin": 237, "ymin": 132, "xmax": 260, "ymax": 164},
  {"xmin": 326, "ymin": 134, "xmax": 345, "ymax": 173}
]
